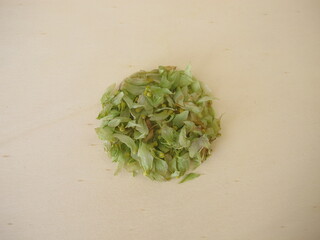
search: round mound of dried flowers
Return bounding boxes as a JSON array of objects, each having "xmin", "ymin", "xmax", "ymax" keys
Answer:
[{"xmin": 96, "ymin": 66, "xmax": 221, "ymax": 183}]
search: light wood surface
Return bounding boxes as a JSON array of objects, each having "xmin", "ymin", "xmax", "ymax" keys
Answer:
[{"xmin": 1, "ymin": 0, "xmax": 320, "ymax": 239}]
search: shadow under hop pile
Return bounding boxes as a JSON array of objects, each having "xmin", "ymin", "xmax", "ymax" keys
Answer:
[{"xmin": 96, "ymin": 66, "xmax": 221, "ymax": 182}]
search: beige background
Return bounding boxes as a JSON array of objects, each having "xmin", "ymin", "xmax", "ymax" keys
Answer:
[{"xmin": 1, "ymin": 0, "xmax": 320, "ymax": 239}]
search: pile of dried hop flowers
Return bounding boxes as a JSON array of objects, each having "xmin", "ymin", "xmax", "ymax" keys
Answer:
[{"xmin": 96, "ymin": 66, "xmax": 221, "ymax": 183}]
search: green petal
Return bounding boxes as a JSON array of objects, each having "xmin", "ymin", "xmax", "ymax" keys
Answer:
[
  {"xmin": 198, "ymin": 96, "xmax": 213, "ymax": 103},
  {"xmin": 189, "ymin": 136, "xmax": 210, "ymax": 158},
  {"xmin": 107, "ymin": 118, "xmax": 122, "ymax": 127},
  {"xmin": 177, "ymin": 153, "xmax": 190, "ymax": 175},
  {"xmin": 184, "ymin": 65, "xmax": 192, "ymax": 77},
  {"xmin": 149, "ymin": 110, "xmax": 170, "ymax": 121},
  {"xmin": 121, "ymin": 82, "xmax": 145, "ymax": 95},
  {"xmin": 135, "ymin": 118, "xmax": 149, "ymax": 139},
  {"xmin": 179, "ymin": 173, "xmax": 200, "ymax": 183},
  {"xmin": 95, "ymin": 127, "xmax": 114, "ymax": 141},
  {"xmin": 173, "ymin": 87, "xmax": 184, "ymax": 106},
  {"xmin": 172, "ymin": 111, "xmax": 189, "ymax": 128},
  {"xmin": 113, "ymin": 133, "xmax": 137, "ymax": 154},
  {"xmin": 178, "ymin": 126, "xmax": 190, "ymax": 148},
  {"xmin": 161, "ymin": 125, "xmax": 175, "ymax": 144},
  {"xmin": 123, "ymin": 95, "xmax": 134, "ymax": 108},
  {"xmin": 112, "ymin": 91, "xmax": 124, "ymax": 105},
  {"xmin": 101, "ymin": 83, "xmax": 117, "ymax": 105},
  {"xmin": 179, "ymin": 73, "xmax": 193, "ymax": 87},
  {"xmin": 155, "ymin": 159, "xmax": 168, "ymax": 176},
  {"xmin": 184, "ymin": 102, "xmax": 202, "ymax": 114},
  {"xmin": 97, "ymin": 103, "xmax": 113, "ymax": 119},
  {"xmin": 137, "ymin": 142, "xmax": 154, "ymax": 172}
]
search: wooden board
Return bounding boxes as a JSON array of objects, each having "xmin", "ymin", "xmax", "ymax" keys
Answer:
[{"xmin": 1, "ymin": 1, "xmax": 320, "ymax": 239}]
